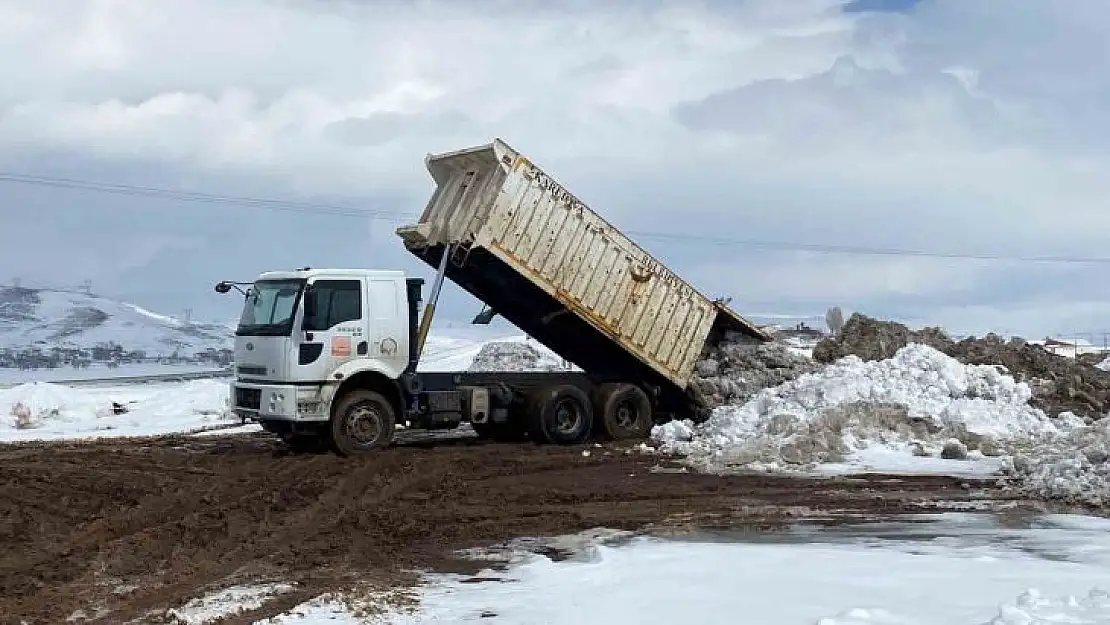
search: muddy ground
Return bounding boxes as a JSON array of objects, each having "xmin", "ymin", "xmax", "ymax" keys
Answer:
[{"xmin": 1, "ymin": 431, "xmax": 1032, "ymax": 625}]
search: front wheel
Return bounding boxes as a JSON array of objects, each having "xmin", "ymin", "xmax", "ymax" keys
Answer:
[{"xmin": 329, "ymin": 390, "xmax": 397, "ymax": 456}]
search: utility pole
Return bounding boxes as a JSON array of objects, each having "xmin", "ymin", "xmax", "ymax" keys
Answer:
[
  {"xmin": 81, "ymin": 280, "xmax": 92, "ymax": 295},
  {"xmin": 183, "ymin": 308, "xmax": 193, "ymax": 323}
]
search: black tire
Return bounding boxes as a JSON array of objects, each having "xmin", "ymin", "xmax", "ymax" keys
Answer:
[
  {"xmin": 527, "ymin": 384, "xmax": 593, "ymax": 445},
  {"xmin": 329, "ymin": 390, "xmax": 397, "ymax": 456},
  {"xmin": 593, "ymin": 383, "xmax": 654, "ymax": 441}
]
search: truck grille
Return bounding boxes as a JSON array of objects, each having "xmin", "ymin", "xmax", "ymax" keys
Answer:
[
  {"xmin": 237, "ymin": 365, "xmax": 267, "ymax": 377},
  {"xmin": 235, "ymin": 387, "xmax": 261, "ymax": 410}
]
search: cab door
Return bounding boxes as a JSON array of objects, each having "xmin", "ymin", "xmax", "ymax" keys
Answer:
[{"xmin": 294, "ymin": 278, "xmax": 366, "ymax": 381}]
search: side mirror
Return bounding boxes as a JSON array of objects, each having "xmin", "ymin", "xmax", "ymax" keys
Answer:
[{"xmin": 214, "ymin": 281, "xmax": 231, "ymax": 294}]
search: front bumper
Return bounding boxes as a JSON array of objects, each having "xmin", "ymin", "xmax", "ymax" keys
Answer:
[{"xmin": 230, "ymin": 381, "xmax": 329, "ymax": 422}]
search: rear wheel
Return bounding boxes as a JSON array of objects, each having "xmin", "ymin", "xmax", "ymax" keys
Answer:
[
  {"xmin": 593, "ymin": 383, "xmax": 654, "ymax": 441},
  {"xmin": 329, "ymin": 389, "xmax": 397, "ymax": 456},
  {"xmin": 527, "ymin": 384, "xmax": 593, "ymax": 445}
]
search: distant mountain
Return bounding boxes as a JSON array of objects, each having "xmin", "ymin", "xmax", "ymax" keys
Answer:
[{"xmin": 0, "ymin": 287, "xmax": 231, "ymax": 356}]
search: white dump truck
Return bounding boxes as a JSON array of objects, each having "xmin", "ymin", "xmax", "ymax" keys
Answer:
[{"xmin": 219, "ymin": 138, "xmax": 769, "ymax": 455}]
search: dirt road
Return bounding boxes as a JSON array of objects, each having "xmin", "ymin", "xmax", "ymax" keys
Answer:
[{"xmin": 0, "ymin": 432, "xmax": 1022, "ymax": 624}]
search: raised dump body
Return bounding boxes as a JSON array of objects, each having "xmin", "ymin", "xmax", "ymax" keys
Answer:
[{"xmin": 396, "ymin": 138, "xmax": 769, "ymax": 409}]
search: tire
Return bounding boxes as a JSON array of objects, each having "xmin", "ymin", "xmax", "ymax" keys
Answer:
[
  {"xmin": 329, "ymin": 390, "xmax": 397, "ymax": 456},
  {"xmin": 593, "ymin": 383, "xmax": 654, "ymax": 441},
  {"xmin": 527, "ymin": 384, "xmax": 593, "ymax": 445}
]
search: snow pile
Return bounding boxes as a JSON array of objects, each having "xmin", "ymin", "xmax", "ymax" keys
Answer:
[
  {"xmin": 688, "ymin": 331, "xmax": 817, "ymax": 415},
  {"xmin": 652, "ymin": 343, "xmax": 1070, "ymax": 472},
  {"xmin": 812, "ymin": 313, "xmax": 1110, "ymax": 419},
  {"xmin": 1005, "ymin": 419, "xmax": 1110, "ymax": 506},
  {"xmin": 0, "ymin": 379, "xmax": 233, "ymax": 441},
  {"xmin": 468, "ymin": 341, "xmax": 569, "ymax": 372},
  {"xmin": 1097, "ymin": 356, "xmax": 1110, "ymax": 372},
  {"xmin": 985, "ymin": 588, "xmax": 1110, "ymax": 624}
]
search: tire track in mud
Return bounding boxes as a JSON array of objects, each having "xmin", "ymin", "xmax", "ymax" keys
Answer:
[{"xmin": 0, "ymin": 432, "xmax": 1021, "ymax": 624}]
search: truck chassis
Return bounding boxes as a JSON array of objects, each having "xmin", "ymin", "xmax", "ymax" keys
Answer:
[{"xmin": 247, "ymin": 370, "xmax": 662, "ymax": 455}]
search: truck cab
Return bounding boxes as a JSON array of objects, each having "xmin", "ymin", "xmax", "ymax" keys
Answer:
[{"xmin": 228, "ymin": 268, "xmax": 424, "ymax": 454}]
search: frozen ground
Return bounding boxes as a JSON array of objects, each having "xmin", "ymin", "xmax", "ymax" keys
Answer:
[{"xmin": 171, "ymin": 513, "xmax": 1110, "ymax": 624}]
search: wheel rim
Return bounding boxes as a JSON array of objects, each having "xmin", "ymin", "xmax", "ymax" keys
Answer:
[
  {"xmin": 614, "ymin": 398, "xmax": 641, "ymax": 430},
  {"xmin": 553, "ymin": 398, "xmax": 583, "ymax": 436},
  {"xmin": 345, "ymin": 401, "xmax": 384, "ymax": 446}
]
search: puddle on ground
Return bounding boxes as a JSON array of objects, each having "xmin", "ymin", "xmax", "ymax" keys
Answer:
[{"xmin": 652, "ymin": 510, "xmax": 1110, "ymax": 566}]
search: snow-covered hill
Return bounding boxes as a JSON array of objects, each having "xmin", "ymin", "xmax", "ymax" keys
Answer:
[{"xmin": 0, "ymin": 286, "xmax": 231, "ymax": 356}]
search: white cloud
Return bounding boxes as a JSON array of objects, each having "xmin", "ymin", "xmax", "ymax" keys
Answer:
[{"xmin": 2, "ymin": 0, "xmax": 1110, "ymax": 335}]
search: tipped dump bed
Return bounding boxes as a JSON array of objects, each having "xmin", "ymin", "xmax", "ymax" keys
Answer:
[{"xmin": 397, "ymin": 138, "xmax": 769, "ymax": 393}]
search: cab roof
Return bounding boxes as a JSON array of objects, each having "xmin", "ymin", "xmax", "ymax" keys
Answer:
[{"xmin": 256, "ymin": 268, "xmax": 406, "ymax": 281}]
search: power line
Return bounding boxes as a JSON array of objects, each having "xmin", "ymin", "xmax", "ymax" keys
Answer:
[
  {"xmin": 3, "ymin": 170, "xmax": 1110, "ymax": 265},
  {"xmin": 0, "ymin": 171, "xmax": 392, "ymax": 218},
  {"xmin": 625, "ymin": 231, "xmax": 1110, "ymax": 265}
]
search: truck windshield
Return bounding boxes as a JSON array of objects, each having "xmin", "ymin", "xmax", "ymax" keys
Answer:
[{"xmin": 235, "ymin": 279, "xmax": 304, "ymax": 336}]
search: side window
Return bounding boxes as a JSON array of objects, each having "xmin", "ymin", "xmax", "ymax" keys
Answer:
[{"xmin": 304, "ymin": 280, "xmax": 362, "ymax": 331}]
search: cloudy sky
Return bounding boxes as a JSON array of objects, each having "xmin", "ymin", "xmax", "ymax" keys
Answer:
[{"xmin": 1, "ymin": 0, "xmax": 1108, "ymax": 338}]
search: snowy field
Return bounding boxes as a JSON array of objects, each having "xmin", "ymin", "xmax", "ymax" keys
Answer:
[{"xmin": 160, "ymin": 513, "xmax": 1110, "ymax": 624}]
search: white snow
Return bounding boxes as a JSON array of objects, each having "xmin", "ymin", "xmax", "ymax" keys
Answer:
[
  {"xmin": 1096, "ymin": 356, "xmax": 1110, "ymax": 372},
  {"xmin": 1004, "ymin": 418, "xmax": 1110, "ymax": 506},
  {"xmin": 0, "ymin": 378, "xmax": 235, "ymax": 441},
  {"xmin": 261, "ymin": 513, "xmax": 1110, "ymax": 625},
  {"xmin": 0, "ymin": 287, "xmax": 230, "ymax": 355},
  {"xmin": 165, "ymin": 583, "xmax": 295, "ymax": 624},
  {"xmin": 652, "ymin": 343, "xmax": 1070, "ymax": 474},
  {"xmin": 650, "ymin": 342, "xmax": 1110, "ymax": 505},
  {"xmin": 417, "ymin": 332, "xmax": 569, "ymax": 372}
]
